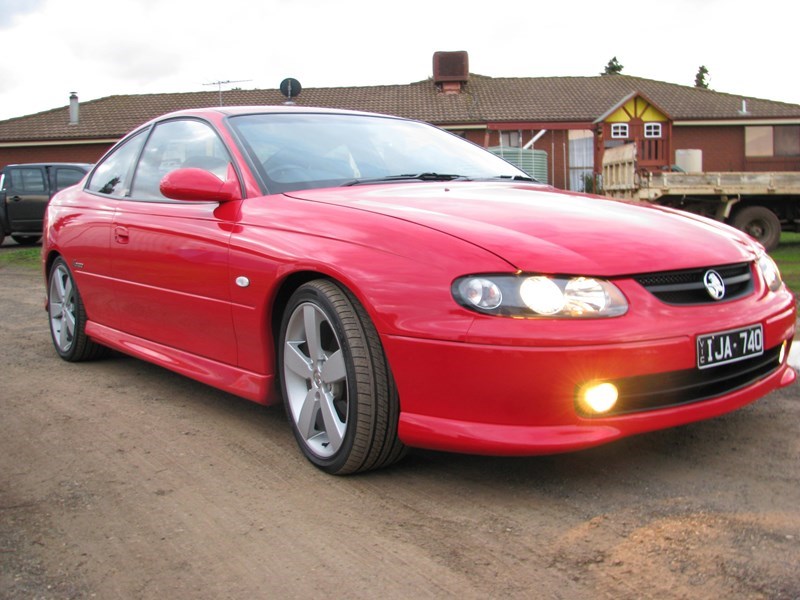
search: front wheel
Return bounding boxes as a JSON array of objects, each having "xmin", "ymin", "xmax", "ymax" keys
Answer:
[
  {"xmin": 47, "ymin": 257, "xmax": 108, "ymax": 361},
  {"xmin": 278, "ymin": 280, "xmax": 405, "ymax": 474},
  {"xmin": 731, "ymin": 206, "xmax": 781, "ymax": 252}
]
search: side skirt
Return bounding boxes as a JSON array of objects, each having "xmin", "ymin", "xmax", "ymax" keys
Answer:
[{"xmin": 85, "ymin": 321, "xmax": 277, "ymax": 405}]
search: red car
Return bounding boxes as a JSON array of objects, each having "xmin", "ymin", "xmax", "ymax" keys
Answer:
[{"xmin": 43, "ymin": 107, "xmax": 796, "ymax": 474}]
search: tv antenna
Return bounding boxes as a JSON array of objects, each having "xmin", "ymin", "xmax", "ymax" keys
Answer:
[{"xmin": 203, "ymin": 79, "xmax": 252, "ymax": 106}]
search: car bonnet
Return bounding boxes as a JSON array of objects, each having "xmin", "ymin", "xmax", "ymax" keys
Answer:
[{"xmin": 285, "ymin": 182, "xmax": 757, "ymax": 276}]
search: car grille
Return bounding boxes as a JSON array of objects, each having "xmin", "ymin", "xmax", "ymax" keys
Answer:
[
  {"xmin": 634, "ymin": 262, "xmax": 753, "ymax": 304},
  {"xmin": 577, "ymin": 345, "xmax": 782, "ymax": 417}
]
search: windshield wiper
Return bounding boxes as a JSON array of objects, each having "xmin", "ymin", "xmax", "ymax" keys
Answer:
[
  {"xmin": 479, "ymin": 174, "xmax": 537, "ymax": 182},
  {"xmin": 341, "ymin": 172, "xmax": 470, "ymax": 186}
]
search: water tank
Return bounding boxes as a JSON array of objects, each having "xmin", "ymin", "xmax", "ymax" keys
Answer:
[
  {"xmin": 675, "ymin": 149, "xmax": 703, "ymax": 173},
  {"xmin": 488, "ymin": 147, "xmax": 548, "ymax": 182}
]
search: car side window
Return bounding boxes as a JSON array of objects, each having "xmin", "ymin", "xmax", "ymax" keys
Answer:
[
  {"xmin": 6, "ymin": 168, "xmax": 46, "ymax": 193},
  {"xmin": 55, "ymin": 168, "xmax": 87, "ymax": 191},
  {"xmin": 131, "ymin": 119, "xmax": 230, "ymax": 201},
  {"xmin": 88, "ymin": 131, "xmax": 147, "ymax": 197}
]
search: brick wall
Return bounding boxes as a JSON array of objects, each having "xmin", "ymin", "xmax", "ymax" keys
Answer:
[
  {"xmin": 672, "ymin": 126, "xmax": 800, "ymax": 172},
  {"xmin": 672, "ymin": 126, "xmax": 744, "ymax": 171},
  {"xmin": 0, "ymin": 143, "xmax": 113, "ymax": 170}
]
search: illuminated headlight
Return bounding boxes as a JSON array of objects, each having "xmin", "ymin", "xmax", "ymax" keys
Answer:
[
  {"xmin": 453, "ymin": 274, "xmax": 628, "ymax": 318},
  {"xmin": 757, "ymin": 252, "xmax": 783, "ymax": 292}
]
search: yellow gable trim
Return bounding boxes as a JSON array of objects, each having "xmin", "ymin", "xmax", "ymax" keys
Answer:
[{"xmin": 606, "ymin": 97, "xmax": 668, "ymax": 123}]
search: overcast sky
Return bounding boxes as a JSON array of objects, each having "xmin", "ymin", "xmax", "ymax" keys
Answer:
[{"xmin": 0, "ymin": 0, "xmax": 798, "ymax": 121}]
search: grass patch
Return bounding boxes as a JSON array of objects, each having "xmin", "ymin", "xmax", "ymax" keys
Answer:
[
  {"xmin": 0, "ymin": 246, "xmax": 41, "ymax": 270},
  {"xmin": 771, "ymin": 232, "xmax": 800, "ymax": 293}
]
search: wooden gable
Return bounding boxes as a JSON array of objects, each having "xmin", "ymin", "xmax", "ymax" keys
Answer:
[{"xmin": 595, "ymin": 92, "xmax": 673, "ymax": 172}]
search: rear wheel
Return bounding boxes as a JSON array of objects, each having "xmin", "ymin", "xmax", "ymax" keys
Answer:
[
  {"xmin": 278, "ymin": 279, "xmax": 405, "ymax": 474},
  {"xmin": 11, "ymin": 234, "xmax": 41, "ymax": 245},
  {"xmin": 732, "ymin": 206, "xmax": 781, "ymax": 252},
  {"xmin": 48, "ymin": 257, "xmax": 108, "ymax": 361}
]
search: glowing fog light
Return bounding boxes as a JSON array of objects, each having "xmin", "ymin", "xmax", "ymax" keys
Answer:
[
  {"xmin": 779, "ymin": 341, "xmax": 787, "ymax": 364},
  {"xmin": 580, "ymin": 382, "xmax": 619, "ymax": 414},
  {"xmin": 520, "ymin": 276, "xmax": 565, "ymax": 315}
]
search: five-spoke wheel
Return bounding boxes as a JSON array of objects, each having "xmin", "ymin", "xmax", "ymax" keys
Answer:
[
  {"xmin": 279, "ymin": 280, "xmax": 404, "ymax": 474},
  {"xmin": 47, "ymin": 257, "xmax": 107, "ymax": 361}
]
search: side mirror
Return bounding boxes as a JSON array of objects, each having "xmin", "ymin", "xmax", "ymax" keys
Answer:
[{"xmin": 159, "ymin": 164, "xmax": 242, "ymax": 202}]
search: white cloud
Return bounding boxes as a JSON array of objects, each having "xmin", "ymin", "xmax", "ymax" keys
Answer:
[{"xmin": 0, "ymin": 0, "xmax": 798, "ymax": 120}]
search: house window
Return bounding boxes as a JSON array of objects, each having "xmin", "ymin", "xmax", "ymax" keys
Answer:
[
  {"xmin": 746, "ymin": 125, "xmax": 800, "ymax": 157},
  {"xmin": 499, "ymin": 131, "xmax": 521, "ymax": 147},
  {"xmin": 644, "ymin": 123, "xmax": 662, "ymax": 138},
  {"xmin": 745, "ymin": 126, "xmax": 773, "ymax": 156},
  {"xmin": 775, "ymin": 125, "xmax": 800, "ymax": 156},
  {"xmin": 611, "ymin": 123, "xmax": 629, "ymax": 139}
]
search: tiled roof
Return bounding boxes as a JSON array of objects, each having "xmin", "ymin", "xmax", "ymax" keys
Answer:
[{"xmin": 2, "ymin": 74, "xmax": 799, "ymax": 143}]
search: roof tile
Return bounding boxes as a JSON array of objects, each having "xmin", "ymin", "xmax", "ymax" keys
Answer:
[{"xmin": 2, "ymin": 74, "xmax": 799, "ymax": 143}]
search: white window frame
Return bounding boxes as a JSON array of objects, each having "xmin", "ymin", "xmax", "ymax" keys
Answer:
[
  {"xmin": 500, "ymin": 130, "xmax": 521, "ymax": 148},
  {"xmin": 644, "ymin": 123, "xmax": 662, "ymax": 138},
  {"xmin": 611, "ymin": 123, "xmax": 629, "ymax": 139}
]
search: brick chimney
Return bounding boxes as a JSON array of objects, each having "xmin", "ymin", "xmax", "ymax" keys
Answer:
[{"xmin": 433, "ymin": 51, "xmax": 469, "ymax": 94}]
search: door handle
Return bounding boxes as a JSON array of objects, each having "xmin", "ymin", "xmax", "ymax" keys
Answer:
[
  {"xmin": 114, "ymin": 225, "xmax": 129, "ymax": 244},
  {"xmin": 10, "ymin": 195, "xmax": 21, "ymax": 202}
]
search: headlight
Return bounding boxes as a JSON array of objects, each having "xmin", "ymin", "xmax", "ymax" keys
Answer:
[
  {"xmin": 756, "ymin": 252, "xmax": 783, "ymax": 292},
  {"xmin": 453, "ymin": 274, "xmax": 628, "ymax": 318}
]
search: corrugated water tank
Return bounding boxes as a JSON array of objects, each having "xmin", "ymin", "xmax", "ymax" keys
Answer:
[{"xmin": 488, "ymin": 147, "xmax": 548, "ymax": 182}]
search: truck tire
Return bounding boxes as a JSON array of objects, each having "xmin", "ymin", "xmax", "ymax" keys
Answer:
[{"xmin": 731, "ymin": 206, "xmax": 781, "ymax": 252}]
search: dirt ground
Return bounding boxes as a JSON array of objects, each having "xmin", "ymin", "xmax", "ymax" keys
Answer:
[{"xmin": 1, "ymin": 259, "xmax": 799, "ymax": 600}]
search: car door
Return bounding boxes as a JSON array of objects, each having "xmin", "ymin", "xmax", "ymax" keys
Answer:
[
  {"xmin": 66, "ymin": 131, "xmax": 149, "ymax": 327},
  {"xmin": 109, "ymin": 118, "xmax": 238, "ymax": 365},
  {"xmin": 3, "ymin": 166, "xmax": 48, "ymax": 231}
]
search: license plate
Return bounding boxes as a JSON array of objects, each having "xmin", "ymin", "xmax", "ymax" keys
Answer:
[{"xmin": 697, "ymin": 324, "xmax": 763, "ymax": 370}]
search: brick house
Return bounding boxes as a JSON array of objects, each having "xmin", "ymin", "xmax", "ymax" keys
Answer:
[{"xmin": 1, "ymin": 51, "xmax": 799, "ymax": 191}]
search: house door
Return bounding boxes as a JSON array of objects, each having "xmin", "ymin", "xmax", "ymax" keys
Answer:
[{"xmin": 568, "ymin": 130, "xmax": 594, "ymax": 192}]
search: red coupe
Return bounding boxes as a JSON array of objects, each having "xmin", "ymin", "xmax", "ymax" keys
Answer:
[{"xmin": 43, "ymin": 107, "xmax": 796, "ymax": 474}]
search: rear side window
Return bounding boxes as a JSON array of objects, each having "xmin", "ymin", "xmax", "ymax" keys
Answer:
[
  {"xmin": 55, "ymin": 168, "xmax": 87, "ymax": 191},
  {"xmin": 88, "ymin": 131, "xmax": 147, "ymax": 196}
]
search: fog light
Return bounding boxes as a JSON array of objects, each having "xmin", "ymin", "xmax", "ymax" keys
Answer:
[
  {"xmin": 581, "ymin": 382, "xmax": 619, "ymax": 414},
  {"xmin": 779, "ymin": 341, "xmax": 787, "ymax": 364}
]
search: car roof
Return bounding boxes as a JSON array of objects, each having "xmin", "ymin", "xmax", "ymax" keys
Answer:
[
  {"xmin": 5, "ymin": 162, "xmax": 92, "ymax": 168},
  {"xmin": 151, "ymin": 105, "xmax": 409, "ymax": 122}
]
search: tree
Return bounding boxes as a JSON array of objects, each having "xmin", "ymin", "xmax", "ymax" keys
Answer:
[
  {"xmin": 694, "ymin": 65, "xmax": 709, "ymax": 89},
  {"xmin": 603, "ymin": 57, "xmax": 624, "ymax": 75}
]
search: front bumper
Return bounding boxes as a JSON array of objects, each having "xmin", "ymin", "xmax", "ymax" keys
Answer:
[{"xmin": 383, "ymin": 299, "xmax": 796, "ymax": 456}]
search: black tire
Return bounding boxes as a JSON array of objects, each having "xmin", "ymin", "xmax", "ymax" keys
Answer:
[
  {"xmin": 47, "ymin": 257, "xmax": 109, "ymax": 361},
  {"xmin": 11, "ymin": 234, "xmax": 42, "ymax": 246},
  {"xmin": 278, "ymin": 279, "xmax": 405, "ymax": 474},
  {"xmin": 731, "ymin": 206, "xmax": 781, "ymax": 252}
]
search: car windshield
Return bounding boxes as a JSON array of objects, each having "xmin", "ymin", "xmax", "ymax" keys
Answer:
[{"xmin": 228, "ymin": 112, "xmax": 532, "ymax": 194}]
